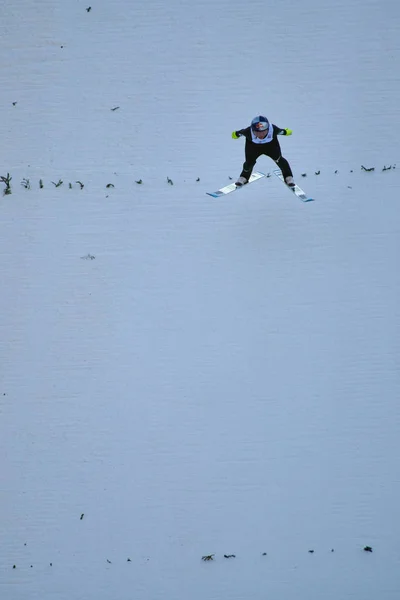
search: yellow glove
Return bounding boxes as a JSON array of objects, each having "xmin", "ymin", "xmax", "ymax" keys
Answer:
[
  {"xmin": 284, "ymin": 128, "xmax": 293, "ymax": 136},
  {"xmin": 232, "ymin": 131, "xmax": 240, "ymax": 139}
]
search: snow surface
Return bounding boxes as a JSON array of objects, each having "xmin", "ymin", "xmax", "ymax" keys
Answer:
[{"xmin": 1, "ymin": 0, "xmax": 400, "ymax": 598}]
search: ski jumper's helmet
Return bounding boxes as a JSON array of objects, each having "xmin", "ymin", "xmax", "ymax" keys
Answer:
[{"xmin": 251, "ymin": 116, "xmax": 270, "ymax": 132}]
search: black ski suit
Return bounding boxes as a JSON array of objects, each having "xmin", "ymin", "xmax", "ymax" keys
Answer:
[{"xmin": 234, "ymin": 125, "xmax": 293, "ymax": 181}]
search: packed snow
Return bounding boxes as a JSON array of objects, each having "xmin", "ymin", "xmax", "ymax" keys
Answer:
[{"xmin": 1, "ymin": 1, "xmax": 400, "ymax": 598}]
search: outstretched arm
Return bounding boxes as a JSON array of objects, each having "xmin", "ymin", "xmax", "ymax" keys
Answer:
[
  {"xmin": 274, "ymin": 125, "xmax": 292, "ymax": 136},
  {"xmin": 232, "ymin": 128, "xmax": 248, "ymax": 139},
  {"xmin": 233, "ymin": 125, "xmax": 292, "ymax": 138},
  {"xmin": 232, "ymin": 129, "xmax": 244, "ymax": 140}
]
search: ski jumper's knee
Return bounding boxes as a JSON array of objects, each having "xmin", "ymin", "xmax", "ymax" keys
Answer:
[{"xmin": 243, "ymin": 161, "xmax": 255, "ymax": 173}]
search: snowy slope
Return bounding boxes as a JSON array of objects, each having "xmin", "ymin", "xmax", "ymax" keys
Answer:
[{"xmin": 1, "ymin": 1, "xmax": 400, "ymax": 599}]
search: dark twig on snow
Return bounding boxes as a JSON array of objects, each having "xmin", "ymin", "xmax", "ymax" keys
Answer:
[{"xmin": 1, "ymin": 173, "xmax": 12, "ymax": 195}]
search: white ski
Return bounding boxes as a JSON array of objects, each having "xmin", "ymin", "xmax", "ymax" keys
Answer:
[
  {"xmin": 273, "ymin": 169, "xmax": 314, "ymax": 202},
  {"xmin": 206, "ymin": 171, "xmax": 267, "ymax": 197}
]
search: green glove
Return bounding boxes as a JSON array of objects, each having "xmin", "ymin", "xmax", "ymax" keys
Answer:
[
  {"xmin": 284, "ymin": 128, "xmax": 293, "ymax": 136},
  {"xmin": 232, "ymin": 131, "xmax": 240, "ymax": 139}
]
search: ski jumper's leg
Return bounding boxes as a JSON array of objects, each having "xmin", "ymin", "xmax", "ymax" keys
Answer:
[
  {"xmin": 264, "ymin": 140, "xmax": 293, "ymax": 179},
  {"xmin": 240, "ymin": 142, "xmax": 263, "ymax": 181},
  {"xmin": 275, "ymin": 155, "xmax": 293, "ymax": 179}
]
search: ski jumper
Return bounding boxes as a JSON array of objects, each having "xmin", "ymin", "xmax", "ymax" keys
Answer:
[{"xmin": 235, "ymin": 125, "xmax": 293, "ymax": 181}]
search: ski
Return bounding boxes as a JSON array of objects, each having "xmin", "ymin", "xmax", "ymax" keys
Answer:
[
  {"xmin": 206, "ymin": 171, "xmax": 267, "ymax": 197},
  {"xmin": 273, "ymin": 169, "xmax": 314, "ymax": 202}
]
